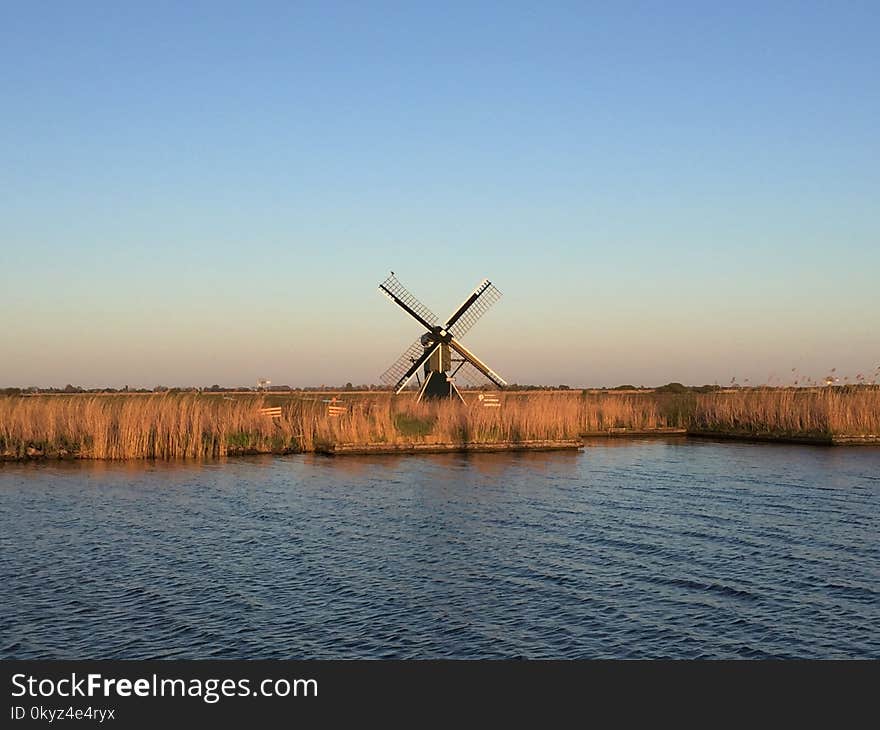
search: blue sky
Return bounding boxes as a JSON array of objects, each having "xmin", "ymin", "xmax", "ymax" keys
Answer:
[{"xmin": 2, "ymin": 2, "xmax": 877, "ymax": 387}]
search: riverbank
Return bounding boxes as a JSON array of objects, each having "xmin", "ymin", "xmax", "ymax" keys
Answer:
[
  {"xmin": 688, "ymin": 430, "xmax": 880, "ymax": 446},
  {"xmin": 1, "ymin": 389, "xmax": 878, "ymax": 460},
  {"xmin": 316, "ymin": 439, "xmax": 584, "ymax": 455}
]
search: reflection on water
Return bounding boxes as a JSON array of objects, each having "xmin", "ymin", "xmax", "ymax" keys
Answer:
[{"xmin": 1, "ymin": 440, "xmax": 878, "ymax": 659}]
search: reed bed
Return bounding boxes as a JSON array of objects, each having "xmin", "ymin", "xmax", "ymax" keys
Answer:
[
  {"xmin": 692, "ymin": 388, "xmax": 880, "ymax": 436},
  {"xmin": 0, "ymin": 394, "xmax": 284, "ymax": 459},
  {"xmin": 1, "ymin": 389, "xmax": 877, "ymax": 460}
]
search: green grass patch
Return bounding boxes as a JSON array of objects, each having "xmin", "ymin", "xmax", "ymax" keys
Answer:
[
  {"xmin": 393, "ymin": 413, "xmax": 436, "ymax": 437},
  {"xmin": 226, "ymin": 431, "xmax": 255, "ymax": 448}
]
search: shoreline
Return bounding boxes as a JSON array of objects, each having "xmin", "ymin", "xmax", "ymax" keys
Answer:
[
  {"xmin": 5, "ymin": 429, "xmax": 880, "ymax": 462},
  {"xmin": 315, "ymin": 439, "xmax": 584, "ymax": 455},
  {"xmin": 688, "ymin": 430, "xmax": 880, "ymax": 446}
]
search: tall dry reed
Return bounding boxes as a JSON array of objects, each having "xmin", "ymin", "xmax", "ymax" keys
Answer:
[
  {"xmin": 692, "ymin": 388, "xmax": 880, "ymax": 435},
  {"xmin": 0, "ymin": 394, "xmax": 287, "ymax": 459},
  {"xmin": 1, "ymin": 389, "xmax": 877, "ymax": 460}
]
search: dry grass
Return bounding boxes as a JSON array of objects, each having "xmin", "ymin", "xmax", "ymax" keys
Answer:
[
  {"xmin": 693, "ymin": 388, "xmax": 880, "ymax": 436},
  {"xmin": 0, "ymin": 394, "xmax": 285, "ymax": 459},
  {"xmin": 274, "ymin": 391, "xmax": 682, "ymax": 448},
  {"xmin": 1, "ymin": 388, "xmax": 877, "ymax": 460}
]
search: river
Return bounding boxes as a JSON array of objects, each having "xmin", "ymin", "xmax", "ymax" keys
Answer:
[{"xmin": 1, "ymin": 439, "xmax": 877, "ymax": 658}]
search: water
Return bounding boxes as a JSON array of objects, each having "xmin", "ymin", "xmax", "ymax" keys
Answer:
[{"xmin": 1, "ymin": 439, "xmax": 878, "ymax": 659}]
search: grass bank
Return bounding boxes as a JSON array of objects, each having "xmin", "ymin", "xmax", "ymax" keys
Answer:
[
  {"xmin": 1, "ymin": 389, "xmax": 877, "ymax": 460},
  {"xmin": 690, "ymin": 388, "xmax": 880, "ymax": 443}
]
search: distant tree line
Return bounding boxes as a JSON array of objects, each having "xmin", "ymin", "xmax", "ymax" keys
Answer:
[{"xmin": 3, "ymin": 381, "xmax": 876, "ymax": 397}]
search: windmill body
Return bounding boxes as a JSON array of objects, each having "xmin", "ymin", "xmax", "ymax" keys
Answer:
[{"xmin": 378, "ymin": 273, "xmax": 507, "ymax": 402}]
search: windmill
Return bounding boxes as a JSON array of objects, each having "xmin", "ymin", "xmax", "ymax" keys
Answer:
[{"xmin": 378, "ymin": 273, "xmax": 507, "ymax": 402}]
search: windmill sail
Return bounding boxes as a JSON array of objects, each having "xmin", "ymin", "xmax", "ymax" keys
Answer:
[
  {"xmin": 446, "ymin": 279, "xmax": 502, "ymax": 340},
  {"xmin": 391, "ymin": 343, "xmax": 441, "ymax": 392},
  {"xmin": 379, "ymin": 274, "xmax": 439, "ymax": 329},
  {"xmin": 447, "ymin": 339, "xmax": 506, "ymax": 388},
  {"xmin": 380, "ymin": 337, "xmax": 429, "ymax": 386},
  {"xmin": 450, "ymin": 360, "xmax": 495, "ymax": 388}
]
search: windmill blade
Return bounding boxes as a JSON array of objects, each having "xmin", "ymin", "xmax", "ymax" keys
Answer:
[
  {"xmin": 450, "ymin": 360, "xmax": 495, "ymax": 388},
  {"xmin": 448, "ymin": 338, "xmax": 507, "ymax": 388},
  {"xmin": 392, "ymin": 343, "xmax": 440, "ymax": 393},
  {"xmin": 380, "ymin": 338, "xmax": 440, "ymax": 393},
  {"xmin": 378, "ymin": 273, "xmax": 439, "ymax": 331},
  {"xmin": 445, "ymin": 279, "xmax": 501, "ymax": 340},
  {"xmin": 380, "ymin": 337, "xmax": 426, "ymax": 386}
]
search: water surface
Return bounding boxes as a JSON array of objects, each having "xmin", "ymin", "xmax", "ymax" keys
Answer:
[{"xmin": 1, "ymin": 440, "xmax": 878, "ymax": 658}]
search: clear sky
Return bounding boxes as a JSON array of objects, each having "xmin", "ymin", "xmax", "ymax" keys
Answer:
[{"xmin": 2, "ymin": 2, "xmax": 877, "ymax": 388}]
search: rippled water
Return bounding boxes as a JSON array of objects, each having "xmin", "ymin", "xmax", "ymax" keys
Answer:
[{"xmin": 1, "ymin": 439, "xmax": 878, "ymax": 659}]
